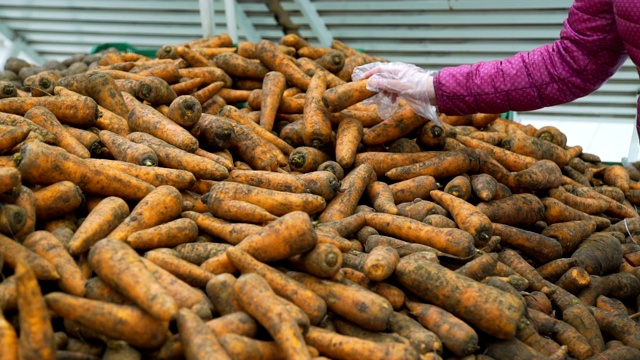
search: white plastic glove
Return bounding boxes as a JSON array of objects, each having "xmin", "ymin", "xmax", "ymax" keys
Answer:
[{"xmin": 352, "ymin": 62, "xmax": 439, "ymax": 124}]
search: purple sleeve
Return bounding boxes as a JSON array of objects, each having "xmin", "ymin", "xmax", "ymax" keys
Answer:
[{"xmin": 433, "ymin": 0, "xmax": 628, "ymax": 116}]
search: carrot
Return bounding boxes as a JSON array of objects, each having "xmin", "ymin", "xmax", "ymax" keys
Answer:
[
  {"xmin": 534, "ymin": 125, "xmax": 568, "ymax": 148},
  {"xmin": 548, "ymin": 186, "xmax": 609, "ymax": 215},
  {"xmin": 16, "ymin": 141, "xmax": 154, "ymax": 199},
  {"xmin": 176, "ymin": 308, "xmax": 232, "ymax": 360},
  {"xmin": 0, "ymin": 80, "xmax": 17, "ymax": 99},
  {"xmin": 127, "ymin": 103, "xmax": 199, "ymax": 154},
  {"xmin": 0, "ymin": 203, "xmax": 27, "ymax": 236},
  {"xmin": 255, "ymin": 71, "xmax": 287, "ymax": 131},
  {"xmin": 333, "ymin": 117, "xmax": 364, "ymax": 169},
  {"xmin": 536, "ymin": 257, "xmax": 580, "ymax": 283},
  {"xmin": 0, "ymin": 114, "xmax": 57, "ymax": 148},
  {"xmin": 217, "ymin": 333, "xmax": 290, "ymax": 360},
  {"xmin": 206, "ymin": 181, "xmax": 326, "ymax": 216},
  {"xmin": 541, "ymin": 219, "xmax": 598, "ymax": 256},
  {"xmin": 279, "ymin": 33, "xmax": 311, "ymax": 49},
  {"xmin": 164, "ymin": 95, "xmax": 202, "ymax": 128},
  {"xmin": 541, "ymin": 197, "xmax": 608, "ymax": 229},
  {"xmin": 293, "ymin": 170, "xmax": 340, "ymax": 201},
  {"xmin": 191, "ymin": 80, "xmax": 225, "ymax": 104},
  {"xmin": 557, "ymin": 301, "xmax": 606, "ymax": 353},
  {"xmin": 506, "ymin": 159, "xmax": 564, "ymax": 192},
  {"xmin": 300, "ymin": 72, "xmax": 332, "ymax": 149},
  {"xmin": 181, "ymin": 211, "xmax": 261, "ymax": 245},
  {"xmin": 526, "ymin": 308, "xmax": 594, "ymax": 360},
  {"xmin": 429, "ymin": 189, "xmax": 492, "ymax": 245},
  {"xmin": 178, "ymin": 66, "xmax": 232, "ymax": 87},
  {"xmin": 212, "ymin": 52, "xmax": 269, "ymax": 79},
  {"xmin": 125, "ymin": 217, "xmax": 198, "ymax": 250},
  {"xmin": 227, "ymin": 246, "xmax": 328, "ymax": 325},
  {"xmin": 314, "ymin": 50, "xmax": 345, "ymax": 73},
  {"xmin": 85, "ymin": 158, "xmax": 196, "ymax": 190},
  {"xmin": 45, "ymin": 292, "xmax": 170, "ymax": 349},
  {"xmin": 10, "ymin": 186, "xmax": 35, "ymax": 241},
  {"xmin": 442, "ymin": 174, "xmax": 472, "ymax": 201},
  {"xmin": 554, "ymin": 266, "xmax": 591, "ymax": 294},
  {"xmin": 287, "ymin": 243, "xmax": 343, "ymax": 279},
  {"xmin": 361, "ymin": 106, "xmax": 429, "ymax": 147},
  {"xmin": 0, "ymin": 309, "xmax": 18, "ymax": 360},
  {"xmin": 289, "ymin": 146, "xmax": 331, "ymax": 173},
  {"xmin": 23, "ymin": 231, "xmax": 86, "ymax": 297},
  {"xmin": 468, "ymin": 173, "xmax": 497, "ymax": 201},
  {"xmin": 207, "ymin": 198, "xmax": 278, "ymax": 225},
  {"xmin": 170, "ymin": 77, "xmax": 205, "ymax": 95},
  {"xmin": 173, "ymin": 242, "xmax": 232, "ymax": 266},
  {"xmin": 248, "ymin": 88, "xmax": 305, "ymax": 113},
  {"xmin": 405, "ymin": 300, "xmax": 479, "ymax": 357},
  {"xmin": 295, "ymin": 56, "xmax": 346, "ymax": 88},
  {"xmin": 361, "ymin": 245, "xmax": 399, "ymax": 282},
  {"xmin": 205, "ymin": 274, "xmax": 244, "ymax": 316},
  {"xmin": 397, "ymin": 255, "xmax": 526, "ymax": 340},
  {"xmin": 0, "ymin": 166, "xmax": 21, "ymax": 198},
  {"xmin": 571, "ymin": 232, "xmax": 623, "ymax": 276},
  {"xmin": 501, "ymin": 132, "xmax": 572, "ymax": 167},
  {"xmin": 127, "ymin": 132, "xmax": 229, "ymax": 180},
  {"xmin": 0, "ymin": 125, "xmax": 30, "ymax": 154},
  {"xmin": 332, "ymin": 317, "xmax": 412, "ymax": 346},
  {"xmin": 22, "ymin": 106, "xmax": 88, "ymax": 158},
  {"xmin": 0, "ymin": 96, "xmax": 99, "ymax": 130},
  {"xmin": 498, "ymin": 248, "xmax": 555, "ymax": 295},
  {"xmin": 0, "ymin": 275, "xmax": 17, "ymax": 312},
  {"xmin": 484, "ymin": 338, "xmax": 558, "ymax": 360},
  {"xmin": 287, "ymin": 270, "xmax": 393, "ymax": 332},
  {"xmin": 175, "ymin": 45, "xmax": 212, "ymax": 67},
  {"xmin": 228, "ymin": 169, "xmax": 308, "ymax": 193},
  {"xmin": 455, "ymin": 134, "xmax": 536, "ymax": 172},
  {"xmin": 572, "ymin": 185, "xmax": 638, "ymax": 219},
  {"xmin": 195, "ymin": 147, "xmax": 234, "ymax": 170},
  {"xmin": 603, "ymin": 164, "xmax": 631, "ymax": 192},
  {"xmin": 304, "ymin": 325, "xmax": 419, "ymax": 360},
  {"xmin": 493, "ymin": 223, "xmax": 562, "ymax": 264},
  {"xmin": 15, "ymin": 261, "xmax": 56, "ymax": 360},
  {"xmin": 60, "ymin": 71, "xmax": 130, "ymax": 118},
  {"xmin": 475, "ymin": 193, "xmax": 544, "ymax": 228},
  {"xmin": 0, "ymin": 232, "xmax": 60, "ymax": 281},
  {"xmin": 98, "ymin": 130, "xmax": 157, "ymax": 166},
  {"xmin": 88, "ymin": 238, "xmax": 178, "ymax": 321},
  {"xmin": 228, "ymin": 124, "xmax": 282, "ymax": 171},
  {"xmin": 220, "ymin": 105, "xmax": 294, "ymax": 156},
  {"xmin": 255, "ymin": 39, "xmax": 312, "ymax": 90},
  {"xmin": 385, "ymin": 148, "xmax": 480, "ymax": 181},
  {"xmin": 190, "ymin": 113, "xmax": 237, "ymax": 150},
  {"xmin": 200, "ymin": 211, "xmax": 317, "ymax": 274},
  {"xmin": 84, "ymin": 276, "xmax": 132, "ymax": 305},
  {"xmin": 386, "ymin": 311, "xmax": 444, "ymax": 354},
  {"xmin": 183, "ymin": 32, "xmax": 233, "ymax": 48},
  {"xmin": 145, "ymin": 249, "xmax": 214, "ymax": 288},
  {"xmin": 278, "ymin": 119, "xmax": 305, "ymax": 147}
]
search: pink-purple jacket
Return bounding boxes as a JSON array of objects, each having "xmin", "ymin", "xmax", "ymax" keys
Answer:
[{"xmin": 433, "ymin": 0, "xmax": 636, "ymax": 133}]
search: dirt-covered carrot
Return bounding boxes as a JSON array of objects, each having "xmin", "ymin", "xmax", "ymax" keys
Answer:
[
  {"xmin": 387, "ymin": 176, "xmax": 439, "ymax": 204},
  {"xmin": 454, "ymin": 252, "xmax": 500, "ymax": 281},
  {"xmin": 318, "ymin": 164, "xmax": 375, "ymax": 223},
  {"xmin": 0, "ymin": 124, "xmax": 29, "ymax": 154},
  {"xmin": 191, "ymin": 80, "xmax": 225, "ymax": 104},
  {"xmin": 88, "ymin": 238, "xmax": 178, "ymax": 321},
  {"xmin": 397, "ymin": 255, "xmax": 526, "ymax": 340},
  {"xmin": 492, "ymin": 222, "xmax": 563, "ymax": 264},
  {"xmin": 205, "ymin": 274, "xmax": 244, "ymax": 316},
  {"xmin": 0, "ymin": 309, "xmax": 18, "ymax": 360},
  {"xmin": 200, "ymin": 211, "xmax": 317, "ymax": 274},
  {"xmin": 469, "ymin": 173, "xmax": 498, "ymax": 201},
  {"xmin": 288, "ymin": 271, "xmax": 393, "ymax": 331},
  {"xmin": 207, "ymin": 198, "xmax": 278, "ymax": 225},
  {"xmin": 58, "ymin": 125, "xmax": 98, "ymax": 157},
  {"xmin": 0, "ymin": 232, "xmax": 59, "ymax": 280},
  {"xmin": 45, "ymin": 292, "xmax": 170, "ymax": 349},
  {"xmin": 331, "ymin": 317, "xmax": 412, "ymax": 346},
  {"xmin": 178, "ymin": 66, "xmax": 233, "ymax": 87},
  {"xmin": 443, "ymin": 174, "xmax": 472, "ymax": 201},
  {"xmin": 16, "ymin": 140, "xmax": 155, "ymax": 200},
  {"xmin": 405, "ymin": 300, "xmax": 479, "ymax": 357},
  {"xmin": 11, "ymin": 186, "xmax": 35, "ymax": 241},
  {"xmin": 234, "ymin": 273, "xmax": 312, "ymax": 360},
  {"xmin": 99, "ymin": 130, "xmax": 158, "ymax": 166},
  {"xmin": 385, "ymin": 148, "xmax": 481, "ymax": 181},
  {"xmin": 456, "ymin": 134, "xmax": 536, "ymax": 172},
  {"xmin": 170, "ymin": 77, "xmax": 205, "ymax": 95},
  {"xmin": 258, "ymin": 71, "xmax": 287, "ymax": 132},
  {"xmin": 227, "ymin": 169, "xmax": 308, "ymax": 193},
  {"xmin": 476, "ymin": 193, "xmax": 545, "ymax": 227},
  {"xmin": 0, "ymin": 93, "xmax": 99, "ymax": 128},
  {"xmin": 303, "ymin": 72, "xmax": 332, "ymax": 149},
  {"xmin": 498, "ymin": 248, "xmax": 555, "ymax": 295},
  {"xmin": 366, "ymin": 181, "xmax": 397, "ymax": 214},
  {"xmin": 289, "ymin": 146, "xmax": 332, "ymax": 173},
  {"xmin": 144, "ymin": 248, "xmax": 214, "ymax": 288},
  {"xmin": 86, "ymin": 158, "xmax": 196, "ymax": 190},
  {"xmin": 0, "ymin": 112, "xmax": 58, "ymax": 144},
  {"xmin": 23, "ymin": 106, "xmax": 90, "ymax": 158},
  {"xmin": 501, "ymin": 132, "xmax": 572, "ymax": 167},
  {"xmin": 248, "ymin": 88, "xmax": 305, "ymax": 113},
  {"xmin": 15, "ymin": 260, "xmax": 56, "ymax": 360},
  {"xmin": 0, "ymin": 166, "xmax": 22, "ymax": 198},
  {"xmin": 176, "ymin": 308, "xmax": 232, "ymax": 360},
  {"xmin": 603, "ymin": 164, "xmax": 631, "ymax": 192},
  {"xmin": 541, "ymin": 219, "xmax": 598, "ymax": 256},
  {"xmin": 363, "ymin": 245, "xmax": 400, "ymax": 281},
  {"xmin": 314, "ymin": 50, "xmax": 345, "ymax": 73},
  {"xmin": 571, "ymin": 232, "xmax": 623, "ymax": 276},
  {"xmin": 60, "ymin": 71, "xmax": 130, "ymax": 118},
  {"xmin": 0, "ymin": 203, "xmax": 27, "ymax": 235},
  {"xmin": 255, "ymin": 39, "xmax": 312, "ymax": 90},
  {"xmin": 175, "ymin": 45, "xmax": 212, "ymax": 67},
  {"xmin": 227, "ymin": 247, "xmax": 328, "ymax": 325},
  {"xmin": 23, "ymin": 231, "xmax": 86, "ymax": 297},
  {"xmin": 181, "ymin": 211, "xmax": 261, "ymax": 245},
  {"xmin": 430, "ymin": 189, "xmax": 493, "ymax": 244},
  {"xmin": 554, "ymin": 266, "xmax": 591, "ymax": 294},
  {"xmin": 127, "ymin": 101, "xmax": 199, "ymax": 152},
  {"xmin": 287, "ymin": 243, "xmax": 343, "ymax": 279},
  {"xmin": 125, "ymin": 217, "xmax": 198, "ymax": 250},
  {"xmin": 548, "ymin": 186, "xmax": 609, "ymax": 215},
  {"xmin": 106, "ymin": 185, "xmax": 182, "ymax": 242},
  {"xmin": 362, "ymin": 106, "xmax": 431, "ymax": 146},
  {"xmin": 205, "ymin": 181, "xmax": 326, "ymax": 216},
  {"xmin": 335, "ymin": 117, "xmax": 363, "ymax": 169},
  {"xmin": 507, "ymin": 159, "xmax": 564, "ymax": 191},
  {"xmin": 136, "ymin": 62, "xmax": 182, "ymax": 84},
  {"xmin": 304, "ymin": 325, "xmax": 420, "ymax": 360},
  {"xmin": 127, "ymin": 131, "xmax": 229, "ymax": 180},
  {"xmin": 190, "ymin": 113, "xmax": 236, "ymax": 150},
  {"xmin": 212, "ymin": 52, "xmax": 270, "ymax": 79}
]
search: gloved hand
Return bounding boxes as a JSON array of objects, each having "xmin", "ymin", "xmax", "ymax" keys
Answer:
[{"xmin": 352, "ymin": 62, "xmax": 439, "ymax": 123}]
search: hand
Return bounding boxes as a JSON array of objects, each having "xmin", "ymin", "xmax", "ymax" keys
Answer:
[{"xmin": 352, "ymin": 62, "xmax": 438, "ymax": 122}]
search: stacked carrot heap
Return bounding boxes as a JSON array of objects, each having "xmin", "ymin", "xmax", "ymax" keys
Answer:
[{"xmin": 2, "ymin": 32, "xmax": 640, "ymax": 359}]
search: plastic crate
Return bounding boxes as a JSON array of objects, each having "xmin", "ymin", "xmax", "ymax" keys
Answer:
[{"xmin": 90, "ymin": 43, "xmax": 158, "ymax": 58}]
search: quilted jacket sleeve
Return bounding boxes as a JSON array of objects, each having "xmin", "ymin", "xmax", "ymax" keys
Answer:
[{"xmin": 433, "ymin": 0, "xmax": 629, "ymax": 116}]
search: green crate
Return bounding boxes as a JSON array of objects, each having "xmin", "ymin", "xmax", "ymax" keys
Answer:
[{"xmin": 90, "ymin": 43, "xmax": 158, "ymax": 58}]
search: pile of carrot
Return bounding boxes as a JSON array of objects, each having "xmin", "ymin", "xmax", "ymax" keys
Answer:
[{"xmin": 2, "ymin": 32, "xmax": 640, "ymax": 360}]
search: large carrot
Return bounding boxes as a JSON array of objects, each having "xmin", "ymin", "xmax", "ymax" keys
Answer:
[
  {"xmin": 541, "ymin": 219, "xmax": 597, "ymax": 256},
  {"xmin": 144, "ymin": 249, "xmax": 214, "ymax": 288},
  {"xmin": 107, "ymin": 185, "xmax": 183, "ymax": 241},
  {"xmin": 255, "ymin": 39, "xmax": 312, "ymax": 90},
  {"xmin": 335, "ymin": 117, "xmax": 364, "ymax": 169},
  {"xmin": 501, "ymin": 132, "xmax": 572, "ymax": 167},
  {"xmin": 476, "ymin": 193, "xmax": 545, "ymax": 227},
  {"xmin": 302, "ymin": 72, "xmax": 332, "ymax": 149},
  {"xmin": 127, "ymin": 101, "xmax": 199, "ymax": 152},
  {"xmin": 23, "ymin": 231, "xmax": 87, "ymax": 297},
  {"xmin": 86, "ymin": 158, "xmax": 196, "ymax": 190},
  {"xmin": 176, "ymin": 308, "xmax": 232, "ymax": 360},
  {"xmin": 127, "ymin": 131, "xmax": 229, "ymax": 180},
  {"xmin": 15, "ymin": 261, "xmax": 56, "ymax": 360},
  {"xmin": 227, "ymin": 247, "xmax": 327, "ymax": 325},
  {"xmin": 0, "ymin": 95, "xmax": 99, "ymax": 128},
  {"xmin": 190, "ymin": 113, "xmax": 237, "ymax": 150},
  {"xmin": 385, "ymin": 148, "xmax": 481, "ymax": 181},
  {"xmin": 227, "ymin": 169, "xmax": 308, "ymax": 193},
  {"xmin": 23, "ymin": 106, "xmax": 90, "ymax": 158},
  {"xmin": 0, "ymin": 232, "xmax": 60, "ymax": 281},
  {"xmin": 397, "ymin": 255, "xmax": 526, "ymax": 340},
  {"xmin": 455, "ymin": 134, "xmax": 536, "ymax": 172},
  {"xmin": 181, "ymin": 211, "xmax": 261, "ymax": 245},
  {"xmin": 58, "ymin": 71, "xmax": 129, "ymax": 118},
  {"xmin": 430, "ymin": 189, "xmax": 493, "ymax": 245},
  {"xmin": 205, "ymin": 274, "xmax": 244, "ymax": 316},
  {"xmin": 45, "ymin": 292, "xmax": 170, "ymax": 349},
  {"xmin": 234, "ymin": 273, "xmax": 312, "ymax": 360},
  {"xmin": 99, "ymin": 130, "xmax": 158, "ymax": 166},
  {"xmin": 0, "ymin": 124, "xmax": 30, "ymax": 155},
  {"xmin": 205, "ymin": 181, "xmax": 326, "ymax": 216},
  {"xmin": 200, "ymin": 211, "xmax": 317, "ymax": 274},
  {"xmin": 318, "ymin": 164, "xmax": 376, "ymax": 223},
  {"xmin": 0, "ymin": 112, "xmax": 57, "ymax": 145},
  {"xmin": 88, "ymin": 238, "xmax": 178, "ymax": 321},
  {"xmin": 126, "ymin": 217, "xmax": 198, "ymax": 250},
  {"xmin": 362, "ymin": 106, "xmax": 431, "ymax": 146},
  {"xmin": 492, "ymin": 222, "xmax": 563, "ymax": 264},
  {"xmin": 15, "ymin": 140, "xmax": 155, "ymax": 200},
  {"xmin": 212, "ymin": 52, "xmax": 270, "ymax": 79},
  {"xmin": 178, "ymin": 66, "xmax": 233, "ymax": 87}
]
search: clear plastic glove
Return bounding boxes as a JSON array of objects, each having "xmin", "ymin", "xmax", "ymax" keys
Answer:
[{"xmin": 352, "ymin": 62, "xmax": 439, "ymax": 124}]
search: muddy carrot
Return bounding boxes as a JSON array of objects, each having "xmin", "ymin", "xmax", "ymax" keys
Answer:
[
  {"xmin": 170, "ymin": 77, "xmax": 205, "ymax": 95},
  {"xmin": 287, "ymin": 243, "xmax": 343, "ymax": 279},
  {"xmin": 200, "ymin": 211, "xmax": 317, "ymax": 274},
  {"xmin": 302, "ymin": 72, "xmax": 332, "ymax": 149},
  {"xmin": 247, "ymin": 88, "xmax": 305, "ymax": 113},
  {"xmin": 0, "ymin": 232, "xmax": 59, "ymax": 280},
  {"xmin": 257, "ymin": 71, "xmax": 287, "ymax": 131},
  {"xmin": 15, "ymin": 260, "xmax": 56, "ymax": 360},
  {"xmin": 127, "ymin": 131, "xmax": 229, "ymax": 180},
  {"xmin": 317, "ymin": 164, "xmax": 375, "ymax": 223},
  {"xmin": 181, "ymin": 211, "xmax": 261, "ymax": 245},
  {"xmin": 541, "ymin": 219, "xmax": 598, "ymax": 256},
  {"xmin": 289, "ymin": 146, "xmax": 332, "ymax": 173},
  {"xmin": 0, "ymin": 94, "xmax": 99, "ymax": 128},
  {"xmin": 61, "ymin": 71, "xmax": 130, "ymax": 118},
  {"xmin": 0, "ymin": 166, "xmax": 21, "ymax": 198},
  {"xmin": 175, "ymin": 45, "xmax": 212, "ymax": 67},
  {"xmin": 0, "ymin": 203, "xmax": 27, "ymax": 236},
  {"xmin": 212, "ymin": 52, "xmax": 269, "ymax": 79},
  {"xmin": 363, "ymin": 245, "xmax": 400, "ymax": 281},
  {"xmin": 296, "ymin": 170, "xmax": 341, "ymax": 201},
  {"xmin": 127, "ymin": 101, "xmax": 199, "ymax": 152},
  {"xmin": 388, "ymin": 175, "xmax": 439, "ymax": 204},
  {"xmin": 476, "ymin": 193, "xmax": 545, "ymax": 227},
  {"xmin": 22, "ymin": 107, "xmax": 87, "ymax": 158},
  {"xmin": 86, "ymin": 158, "xmax": 196, "ymax": 190},
  {"xmin": 501, "ymin": 132, "xmax": 572, "ymax": 167},
  {"xmin": 443, "ymin": 174, "xmax": 472, "ymax": 201},
  {"xmin": 207, "ymin": 198, "xmax": 278, "ymax": 225},
  {"xmin": 227, "ymin": 246, "xmax": 328, "ymax": 325},
  {"xmin": 0, "ymin": 309, "xmax": 18, "ymax": 360},
  {"xmin": 191, "ymin": 80, "xmax": 225, "ymax": 104},
  {"xmin": 255, "ymin": 39, "xmax": 312, "ymax": 90},
  {"xmin": 0, "ymin": 112, "xmax": 57, "ymax": 144},
  {"xmin": 16, "ymin": 140, "xmax": 155, "ymax": 200},
  {"xmin": 397, "ymin": 256, "xmax": 526, "ymax": 340},
  {"xmin": 430, "ymin": 189, "xmax": 493, "ymax": 245},
  {"xmin": 45, "ymin": 292, "xmax": 170, "ymax": 349},
  {"xmin": 178, "ymin": 66, "xmax": 232, "ymax": 87},
  {"xmin": 176, "ymin": 308, "xmax": 232, "ymax": 360},
  {"xmin": 144, "ymin": 248, "xmax": 214, "ymax": 287},
  {"xmin": 335, "ymin": 117, "xmax": 363, "ymax": 169},
  {"xmin": 571, "ymin": 232, "xmax": 623, "ymax": 276},
  {"xmin": 205, "ymin": 274, "xmax": 244, "ymax": 316},
  {"xmin": 362, "ymin": 106, "xmax": 431, "ymax": 146},
  {"xmin": 456, "ymin": 134, "xmax": 536, "ymax": 172},
  {"xmin": 492, "ymin": 223, "xmax": 563, "ymax": 264},
  {"xmin": 206, "ymin": 181, "xmax": 326, "ymax": 216},
  {"xmin": 498, "ymin": 248, "xmax": 555, "ymax": 295},
  {"xmin": 228, "ymin": 169, "xmax": 308, "ymax": 193},
  {"xmin": 88, "ymin": 238, "xmax": 178, "ymax": 321},
  {"xmin": 99, "ymin": 129, "xmax": 158, "ymax": 166},
  {"xmin": 190, "ymin": 113, "xmax": 237, "ymax": 150},
  {"xmin": 385, "ymin": 148, "xmax": 481, "ymax": 181},
  {"xmin": 0, "ymin": 124, "xmax": 30, "ymax": 154},
  {"xmin": 104, "ymin": 185, "xmax": 182, "ymax": 242},
  {"xmin": 125, "ymin": 217, "xmax": 198, "ymax": 250}
]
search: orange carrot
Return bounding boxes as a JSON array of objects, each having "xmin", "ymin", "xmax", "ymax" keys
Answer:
[
  {"xmin": 259, "ymin": 71, "xmax": 287, "ymax": 131},
  {"xmin": 318, "ymin": 164, "xmax": 376, "ymax": 222},
  {"xmin": 127, "ymin": 101, "xmax": 199, "ymax": 152},
  {"xmin": 181, "ymin": 211, "xmax": 261, "ymax": 245},
  {"xmin": 145, "ymin": 249, "xmax": 214, "ymax": 288},
  {"xmin": 385, "ymin": 148, "xmax": 481, "ymax": 181},
  {"xmin": 362, "ymin": 106, "xmax": 431, "ymax": 146},
  {"xmin": 178, "ymin": 66, "xmax": 232, "ymax": 87},
  {"xmin": 255, "ymin": 39, "xmax": 312, "ymax": 90},
  {"xmin": 164, "ymin": 95, "xmax": 203, "ymax": 127},
  {"xmin": 67, "ymin": 196, "xmax": 129, "ymax": 255},
  {"xmin": 227, "ymin": 169, "xmax": 308, "ymax": 193},
  {"xmin": 85, "ymin": 158, "xmax": 196, "ymax": 189},
  {"xmin": 191, "ymin": 80, "xmax": 225, "ymax": 104},
  {"xmin": 23, "ymin": 106, "xmax": 90, "ymax": 158},
  {"xmin": 99, "ymin": 129, "xmax": 158, "ymax": 166},
  {"xmin": 126, "ymin": 217, "xmax": 198, "ymax": 250},
  {"xmin": 11, "ymin": 186, "xmax": 36, "ymax": 241},
  {"xmin": 335, "ymin": 117, "xmax": 363, "ymax": 169},
  {"xmin": 205, "ymin": 274, "xmax": 244, "ymax": 316},
  {"xmin": 176, "ymin": 308, "xmax": 232, "ymax": 360},
  {"xmin": 0, "ymin": 112, "xmax": 57, "ymax": 144},
  {"xmin": 190, "ymin": 113, "xmax": 237, "ymax": 150},
  {"xmin": 430, "ymin": 189, "xmax": 493, "ymax": 245}
]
